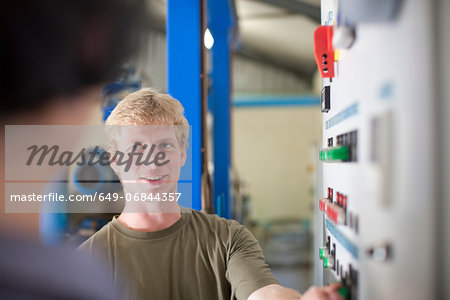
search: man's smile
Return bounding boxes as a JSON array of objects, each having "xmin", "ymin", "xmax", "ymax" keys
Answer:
[{"xmin": 140, "ymin": 175, "xmax": 168, "ymax": 184}]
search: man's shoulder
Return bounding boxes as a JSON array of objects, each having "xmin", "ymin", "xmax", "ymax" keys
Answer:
[
  {"xmin": 188, "ymin": 208, "xmax": 239, "ymax": 225},
  {"xmin": 186, "ymin": 208, "xmax": 244, "ymax": 237}
]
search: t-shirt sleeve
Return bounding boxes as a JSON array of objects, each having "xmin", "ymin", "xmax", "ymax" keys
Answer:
[{"xmin": 225, "ymin": 222, "xmax": 280, "ymax": 300}]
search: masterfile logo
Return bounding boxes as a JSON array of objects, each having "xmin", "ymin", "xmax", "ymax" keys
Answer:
[
  {"xmin": 4, "ymin": 125, "xmax": 193, "ymax": 213},
  {"xmin": 25, "ymin": 143, "xmax": 170, "ymax": 171}
]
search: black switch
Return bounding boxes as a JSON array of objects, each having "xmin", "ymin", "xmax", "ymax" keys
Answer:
[{"xmin": 321, "ymin": 86, "xmax": 331, "ymax": 113}]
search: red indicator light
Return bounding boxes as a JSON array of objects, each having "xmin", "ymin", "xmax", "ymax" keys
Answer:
[
  {"xmin": 319, "ymin": 198, "xmax": 332, "ymax": 213},
  {"xmin": 326, "ymin": 203, "xmax": 346, "ymax": 225}
]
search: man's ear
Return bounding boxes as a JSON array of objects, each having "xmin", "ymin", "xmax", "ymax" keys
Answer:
[{"xmin": 180, "ymin": 147, "xmax": 187, "ymax": 167}]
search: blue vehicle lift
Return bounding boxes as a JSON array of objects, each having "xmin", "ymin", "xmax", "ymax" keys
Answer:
[{"xmin": 167, "ymin": 0, "xmax": 236, "ymax": 217}]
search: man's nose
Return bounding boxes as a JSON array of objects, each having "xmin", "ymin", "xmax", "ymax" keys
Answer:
[
  {"xmin": 140, "ymin": 147, "xmax": 160, "ymax": 169},
  {"xmin": 146, "ymin": 160, "xmax": 159, "ymax": 170}
]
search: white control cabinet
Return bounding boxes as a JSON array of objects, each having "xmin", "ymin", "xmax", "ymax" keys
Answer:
[{"xmin": 314, "ymin": 1, "xmax": 449, "ymax": 299}]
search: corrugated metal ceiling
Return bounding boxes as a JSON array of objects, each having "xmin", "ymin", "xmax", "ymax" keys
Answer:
[{"xmin": 145, "ymin": 0, "xmax": 320, "ymax": 81}]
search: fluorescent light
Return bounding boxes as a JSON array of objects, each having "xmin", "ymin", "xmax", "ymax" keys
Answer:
[{"xmin": 204, "ymin": 28, "xmax": 214, "ymax": 50}]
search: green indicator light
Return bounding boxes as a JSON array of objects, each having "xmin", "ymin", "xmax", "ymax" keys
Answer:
[
  {"xmin": 323, "ymin": 257, "xmax": 329, "ymax": 268},
  {"xmin": 338, "ymin": 286, "xmax": 349, "ymax": 299},
  {"xmin": 328, "ymin": 146, "xmax": 350, "ymax": 161},
  {"xmin": 319, "ymin": 150, "xmax": 325, "ymax": 161},
  {"xmin": 319, "ymin": 248, "xmax": 324, "ymax": 259},
  {"xmin": 319, "ymin": 146, "xmax": 350, "ymax": 162}
]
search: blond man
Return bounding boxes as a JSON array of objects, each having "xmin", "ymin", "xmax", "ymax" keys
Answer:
[{"xmin": 79, "ymin": 88, "xmax": 343, "ymax": 300}]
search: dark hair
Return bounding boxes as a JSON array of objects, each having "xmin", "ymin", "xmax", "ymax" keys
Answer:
[{"xmin": 0, "ymin": 0, "xmax": 146, "ymax": 113}]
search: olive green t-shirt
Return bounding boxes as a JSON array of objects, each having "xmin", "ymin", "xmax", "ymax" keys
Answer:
[{"xmin": 78, "ymin": 207, "xmax": 279, "ymax": 300}]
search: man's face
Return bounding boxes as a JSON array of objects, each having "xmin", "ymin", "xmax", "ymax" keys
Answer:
[{"xmin": 111, "ymin": 126, "xmax": 186, "ymax": 195}]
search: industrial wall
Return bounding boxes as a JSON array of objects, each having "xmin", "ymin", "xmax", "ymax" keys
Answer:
[
  {"xmin": 232, "ymin": 106, "xmax": 321, "ymax": 222},
  {"xmin": 232, "ymin": 55, "xmax": 309, "ymax": 94},
  {"xmin": 133, "ymin": 29, "xmax": 167, "ymax": 91},
  {"xmin": 231, "ymin": 49, "xmax": 319, "ymax": 224}
]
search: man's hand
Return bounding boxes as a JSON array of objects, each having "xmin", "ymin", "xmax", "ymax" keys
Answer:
[
  {"xmin": 248, "ymin": 283, "xmax": 344, "ymax": 300},
  {"xmin": 301, "ymin": 283, "xmax": 344, "ymax": 300},
  {"xmin": 248, "ymin": 284, "xmax": 302, "ymax": 300}
]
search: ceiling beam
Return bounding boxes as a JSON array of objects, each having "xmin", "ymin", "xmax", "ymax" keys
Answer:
[{"xmin": 251, "ymin": 0, "xmax": 321, "ymax": 23}]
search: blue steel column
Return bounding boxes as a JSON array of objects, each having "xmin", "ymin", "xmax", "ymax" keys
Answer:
[
  {"xmin": 167, "ymin": 0, "xmax": 202, "ymax": 210},
  {"xmin": 207, "ymin": 1, "xmax": 235, "ymax": 218}
]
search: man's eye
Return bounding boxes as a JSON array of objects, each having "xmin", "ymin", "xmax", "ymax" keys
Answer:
[
  {"xmin": 160, "ymin": 143, "xmax": 172, "ymax": 150},
  {"xmin": 132, "ymin": 143, "xmax": 146, "ymax": 151}
]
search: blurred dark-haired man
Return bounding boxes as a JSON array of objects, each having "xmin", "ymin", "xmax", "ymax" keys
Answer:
[{"xmin": 0, "ymin": 0, "xmax": 145, "ymax": 298}]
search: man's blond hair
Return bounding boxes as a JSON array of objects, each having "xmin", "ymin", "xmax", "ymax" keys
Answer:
[{"xmin": 105, "ymin": 88, "xmax": 189, "ymax": 150}]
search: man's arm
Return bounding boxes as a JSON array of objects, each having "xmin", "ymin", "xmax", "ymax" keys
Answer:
[
  {"xmin": 225, "ymin": 221, "xmax": 344, "ymax": 300},
  {"xmin": 248, "ymin": 283, "xmax": 344, "ymax": 300}
]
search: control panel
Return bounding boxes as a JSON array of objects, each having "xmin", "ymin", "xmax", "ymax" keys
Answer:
[{"xmin": 313, "ymin": 1, "xmax": 440, "ymax": 299}]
